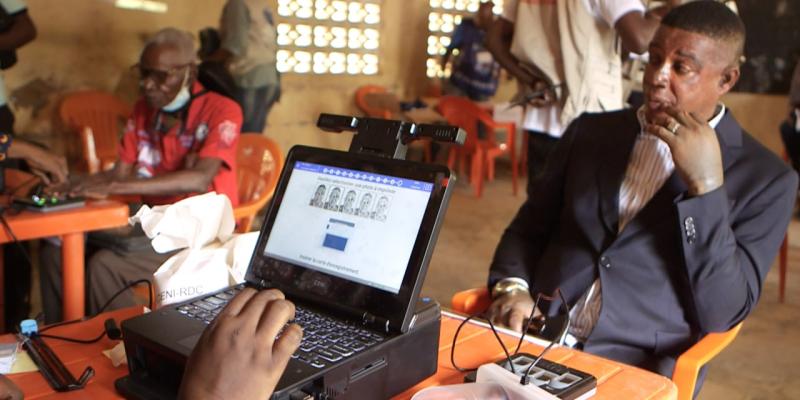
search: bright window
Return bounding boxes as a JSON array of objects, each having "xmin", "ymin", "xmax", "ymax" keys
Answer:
[
  {"xmin": 426, "ymin": 0, "xmax": 502, "ymax": 78},
  {"xmin": 276, "ymin": 0, "xmax": 381, "ymax": 75}
]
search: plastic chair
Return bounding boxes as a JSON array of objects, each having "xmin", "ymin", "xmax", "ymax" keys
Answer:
[
  {"xmin": 354, "ymin": 84, "xmax": 397, "ymax": 119},
  {"xmin": 437, "ymin": 96, "xmax": 518, "ymax": 196},
  {"xmin": 233, "ymin": 134, "xmax": 283, "ymax": 233},
  {"xmin": 449, "ymin": 287, "xmax": 743, "ymax": 400},
  {"xmin": 59, "ymin": 91, "xmax": 132, "ymax": 174}
]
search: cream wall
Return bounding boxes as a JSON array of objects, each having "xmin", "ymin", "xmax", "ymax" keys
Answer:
[
  {"xmin": 3, "ymin": 1, "xmax": 789, "ymax": 160},
  {"xmin": 723, "ymin": 92, "xmax": 789, "ymax": 157},
  {"xmin": 5, "ymin": 0, "xmax": 432, "ymax": 158}
]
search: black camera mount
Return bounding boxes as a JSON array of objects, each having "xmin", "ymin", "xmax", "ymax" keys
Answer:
[{"xmin": 316, "ymin": 113, "xmax": 465, "ymax": 160}]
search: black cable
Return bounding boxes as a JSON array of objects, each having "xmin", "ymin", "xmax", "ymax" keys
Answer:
[
  {"xmin": 450, "ymin": 314, "xmax": 516, "ymax": 374},
  {"xmin": 513, "ymin": 293, "xmax": 545, "ymax": 356},
  {"xmin": 520, "ymin": 289, "xmax": 571, "ymax": 385},
  {"xmin": 38, "ymin": 279, "xmax": 153, "ymax": 340}
]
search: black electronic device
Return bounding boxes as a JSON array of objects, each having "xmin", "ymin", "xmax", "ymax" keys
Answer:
[
  {"xmin": 13, "ymin": 195, "xmax": 86, "ymax": 212},
  {"xmin": 18, "ymin": 320, "xmax": 94, "ymax": 392},
  {"xmin": 316, "ymin": 113, "xmax": 465, "ymax": 160},
  {"xmin": 115, "ymin": 114, "xmax": 462, "ymax": 399},
  {"xmin": 464, "ymin": 353, "xmax": 597, "ymax": 400},
  {"xmin": 116, "ymin": 296, "xmax": 441, "ymax": 400}
]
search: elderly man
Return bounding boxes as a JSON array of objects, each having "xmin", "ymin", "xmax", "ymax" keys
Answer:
[
  {"xmin": 486, "ymin": 1, "xmax": 797, "ymax": 391},
  {"xmin": 40, "ymin": 28, "xmax": 242, "ymax": 322}
]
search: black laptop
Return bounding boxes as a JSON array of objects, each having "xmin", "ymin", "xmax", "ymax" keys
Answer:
[{"xmin": 118, "ymin": 145, "xmax": 453, "ymax": 399}]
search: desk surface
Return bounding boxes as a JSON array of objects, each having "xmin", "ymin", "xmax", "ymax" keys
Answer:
[
  {"xmin": 0, "ymin": 199, "xmax": 129, "ymax": 242},
  {"xmin": 3, "ymin": 308, "xmax": 676, "ymax": 400},
  {"xmin": 0, "ymin": 199, "xmax": 130, "ymax": 323}
]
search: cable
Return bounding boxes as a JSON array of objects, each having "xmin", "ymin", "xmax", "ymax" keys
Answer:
[
  {"xmin": 39, "ymin": 331, "xmax": 107, "ymax": 344},
  {"xmin": 520, "ymin": 289, "xmax": 571, "ymax": 385},
  {"xmin": 450, "ymin": 314, "xmax": 516, "ymax": 374},
  {"xmin": 38, "ymin": 279, "xmax": 153, "ymax": 339},
  {"xmin": 1, "ymin": 205, "xmax": 154, "ymax": 344}
]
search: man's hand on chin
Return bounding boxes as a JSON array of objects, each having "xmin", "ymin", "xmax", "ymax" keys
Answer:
[
  {"xmin": 646, "ymin": 107, "xmax": 724, "ymax": 196},
  {"xmin": 487, "ymin": 290, "xmax": 537, "ymax": 333}
]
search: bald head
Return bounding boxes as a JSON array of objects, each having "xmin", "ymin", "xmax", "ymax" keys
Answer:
[
  {"xmin": 661, "ymin": 1, "xmax": 745, "ymax": 68},
  {"xmin": 142, "ymin": 28, "xmax": 196, "ymax": 64}
]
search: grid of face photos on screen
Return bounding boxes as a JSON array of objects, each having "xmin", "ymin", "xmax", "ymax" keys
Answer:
[{"xmin": 308, "ymin": 184, "xmax": 392, "ymax": 222}]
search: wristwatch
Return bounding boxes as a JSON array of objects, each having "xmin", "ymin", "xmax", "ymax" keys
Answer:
[{"xmin": 491, "ymin": 279, "xmax": 529, "ymax": 299}]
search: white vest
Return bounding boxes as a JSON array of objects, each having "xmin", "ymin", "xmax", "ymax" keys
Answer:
[{"xmin": 510, "ymin": 0, "xmax": 624, "ymax": 127}]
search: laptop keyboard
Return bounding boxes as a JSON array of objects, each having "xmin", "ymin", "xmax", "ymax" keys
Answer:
[
  {"xmin": 291, "ymin": 306, "xmax": 384, "ymax": 369},
  {"xmin": 175, "ymin": 287, "xmax": 385, "ymax": 369}
]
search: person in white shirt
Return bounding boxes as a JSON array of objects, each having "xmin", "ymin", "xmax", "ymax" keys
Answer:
[{"xmin": 486, "ymin": 0, "xmax": 677, "ymax": 192}]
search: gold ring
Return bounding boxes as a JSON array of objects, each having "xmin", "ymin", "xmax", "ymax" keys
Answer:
[{"xmin": 668, "ymin": 121, "xmax": 680, "ymax": 134}]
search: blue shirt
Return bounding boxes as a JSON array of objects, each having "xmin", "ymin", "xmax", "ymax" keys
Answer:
[{"xmin": 448, "ymin": 19, "xmax": 500, "ymax": 100}]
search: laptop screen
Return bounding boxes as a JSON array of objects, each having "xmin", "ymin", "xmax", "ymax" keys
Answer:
[
  {"xmin": 264, "ymin": 161, "xmax": 433, "ymax": 294},
  {"xmin": 247, "ymin": 146, "xmax": 451, "ymax": 332}
]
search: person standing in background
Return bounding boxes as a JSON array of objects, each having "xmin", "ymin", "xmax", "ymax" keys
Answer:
[
  {"xmin": 485, "ymin": 0, "xmax": 676, "ymax": 191},
  {"xmin": 440, "ymin": 1, "xmax": 500, "ymax": 102},
  {"xmin": 210, "ymin": 0, "xmax": 280, "ymax": 134}
]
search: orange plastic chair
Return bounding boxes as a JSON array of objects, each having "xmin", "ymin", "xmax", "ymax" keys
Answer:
[
  {"xmin": 437, "ymin": 96, "xmax": 518, "ymax": 196},
  {"xmin": 233, "ymin": 134, "xmax": 283, "ymax": 233},
  {"xmin": 354, "ymin": 84, "xmax": 396, "ymax": 119},
  {"xmin": 671, "ymin": 322, "xmax": 743, "ymax": 400},
  {"xmin": 449, "ymin": 287, "xmax": 743, "ymax": 400},
  {"xmin": 59, "ymin": 91, "xmax": 132, "ymax": 174}
]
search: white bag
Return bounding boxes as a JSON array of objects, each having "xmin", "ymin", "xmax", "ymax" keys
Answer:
[
  {"xmin": 152, "ymin": 231, "xmax": 260, "ymax": 307},
  {"xmin": 130, "ymin": 192, "xmax": 235, "ymax": 254},
  {"xmin": 129, "ymin": 193, "xmax": 260, "ymax": 307}
]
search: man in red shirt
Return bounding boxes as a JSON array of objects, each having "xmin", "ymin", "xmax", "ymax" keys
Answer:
[{"xmin": 40, "ymin": 28, "xmax": 243, "ymax": 322}]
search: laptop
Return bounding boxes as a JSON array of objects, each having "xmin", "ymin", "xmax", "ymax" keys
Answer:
[{"xmin": 118, "ymin": 145, "xmax": 453, "ymax": 398}]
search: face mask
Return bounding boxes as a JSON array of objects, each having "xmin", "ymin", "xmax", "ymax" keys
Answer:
[{"xmin": 162, "ymin": 69, "xmax": 191, "ymax": 112}]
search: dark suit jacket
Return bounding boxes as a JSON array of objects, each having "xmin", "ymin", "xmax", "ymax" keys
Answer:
[{"xmin": 489, "ymin": 108, "xmax": 798, "ymax": 377}]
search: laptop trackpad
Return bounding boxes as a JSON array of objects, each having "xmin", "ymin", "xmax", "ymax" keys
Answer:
[{"xmin": 177, "ymin": 333, "xmax": 202, "ymax": 351}]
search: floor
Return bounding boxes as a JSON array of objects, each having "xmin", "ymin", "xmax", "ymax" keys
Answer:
[
  {"xmin": 24, "ymin": 161, "xmax": 799, "ymax": 399},
  {"xmin": 418, "ymin": 165, "xmax": 800, "ymax": 400}
]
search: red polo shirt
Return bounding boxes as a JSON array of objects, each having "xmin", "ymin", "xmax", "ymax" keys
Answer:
[{"xmin": 119, "ymin": 82, "xmax": 241, "ymax": 206}]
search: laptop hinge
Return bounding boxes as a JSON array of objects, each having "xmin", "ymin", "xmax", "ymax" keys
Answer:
[{"xmin": 362, "ymin": 312, "xmax": 390, "ymax": 333}]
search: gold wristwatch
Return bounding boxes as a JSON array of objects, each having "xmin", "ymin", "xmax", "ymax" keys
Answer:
[{"xmin": 491, "ymin": 279, "xmax": 529, "ymax": 299}]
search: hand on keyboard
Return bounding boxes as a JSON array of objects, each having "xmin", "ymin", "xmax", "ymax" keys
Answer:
[{"xmin": 178, "ymin": 288, "xmax": 303, "ymax": 400}]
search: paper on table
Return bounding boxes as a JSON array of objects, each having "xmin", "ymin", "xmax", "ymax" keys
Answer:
[
  {"xmin": 129, "ymin": 192, "xmax": 235, "ymax": 253},
  {"xmin": 10, "ymin": 350, "xmax": 38, "ymax": 374},
  {"xmin": 102, "ymin": 342, "xmax": 127, "ymax": 368},
  {"xmin": 0, "ymin": 342, "xmax": 17, "ymax": 373}
]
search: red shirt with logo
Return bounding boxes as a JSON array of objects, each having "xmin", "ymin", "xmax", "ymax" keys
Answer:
[{"xmin": 119, "ymin": 82, "xmax": 241, "ymax": 206}]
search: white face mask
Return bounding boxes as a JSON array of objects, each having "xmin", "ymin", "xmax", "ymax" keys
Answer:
[{"xmin": 162, "ymin": 68, "xmax": 191, "ymax": 112}]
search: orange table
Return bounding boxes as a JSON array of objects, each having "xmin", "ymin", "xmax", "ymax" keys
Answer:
[
  {"xmin": 4, "ymin": 308, "xmax": 676, "ymax": 400},
  {"xmin": 0, "ymin": 200, "xmax": 129, "ymax": 325},
  {"xmin": 395, "ymin": 311, "xmax": 677, "ymax": 399}
]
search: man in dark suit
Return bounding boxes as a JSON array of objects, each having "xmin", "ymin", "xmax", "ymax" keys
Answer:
[{"xmin": 486, "ymin": 1, "xmax": 798, "ymax": 385}]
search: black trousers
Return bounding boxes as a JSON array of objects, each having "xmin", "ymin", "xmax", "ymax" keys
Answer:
[{"xmin": 525, "ymin": 130, "xmax": 560, "ymax": 197}]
